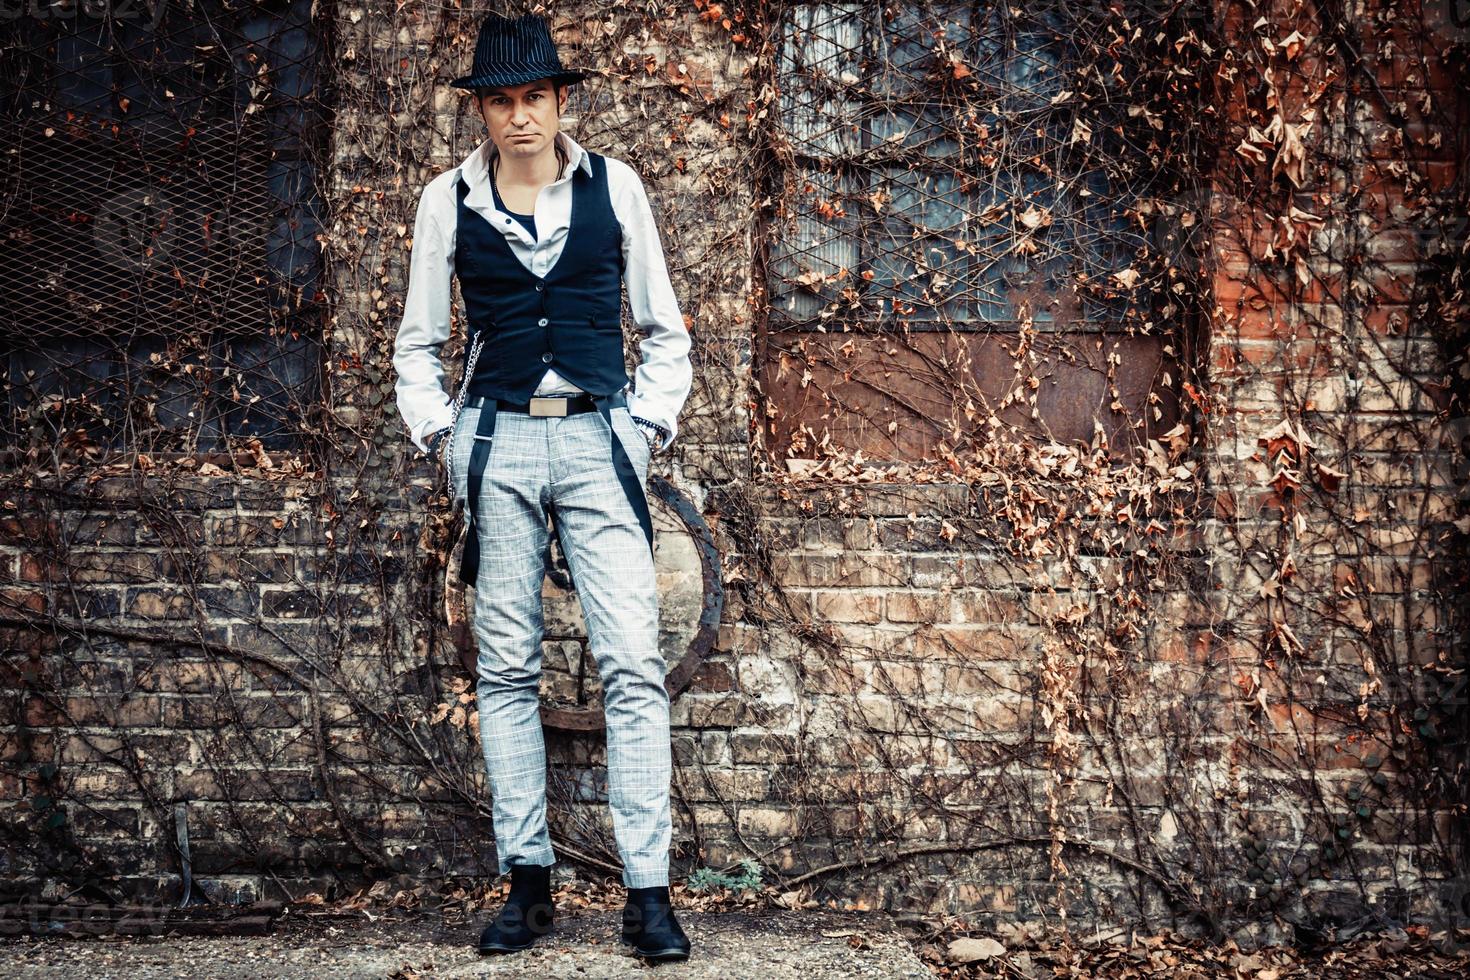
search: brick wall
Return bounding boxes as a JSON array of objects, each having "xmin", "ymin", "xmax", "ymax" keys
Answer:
[{"xmin": 2, "ymin": 0, "xmax": 1465, "ymax": 938}]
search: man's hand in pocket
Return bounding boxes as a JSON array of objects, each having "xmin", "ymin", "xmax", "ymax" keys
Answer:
[
  {"xmin": 426, "ymin": 426, "xmax": 452, "ymax": 483},
  {"xmin": 632, "ymin": 416, "xmax": 665, "ymax": 453}
]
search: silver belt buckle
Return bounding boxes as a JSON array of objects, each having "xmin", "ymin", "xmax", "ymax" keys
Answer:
[{"xmin": 528, "ymin": 396, "xmax": 569, "ymax": 417}]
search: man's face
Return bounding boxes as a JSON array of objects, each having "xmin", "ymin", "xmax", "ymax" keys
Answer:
[{"xmin": 476, "ymin": 79, "xmax": 568, "ymax": 163}]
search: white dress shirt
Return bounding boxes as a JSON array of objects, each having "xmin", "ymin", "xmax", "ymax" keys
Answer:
[{"xmin": 392, "ymin": 131, "xmax": 693, "ymax": 455}]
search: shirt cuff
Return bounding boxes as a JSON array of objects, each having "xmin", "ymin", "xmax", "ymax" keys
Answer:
[{"xmin": 411, "ymin": 415, "xmax": 454, "ymax": 454}]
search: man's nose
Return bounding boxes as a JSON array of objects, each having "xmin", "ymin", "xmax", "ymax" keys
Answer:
[{"xmin": 512, "ymin": 101, "xmax": 531, "ymax": 126}]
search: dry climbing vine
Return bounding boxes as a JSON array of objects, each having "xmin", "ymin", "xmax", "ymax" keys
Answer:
[{"xmin": 0, "ymin": 0, "xmax": 1464, "ymax": 948}]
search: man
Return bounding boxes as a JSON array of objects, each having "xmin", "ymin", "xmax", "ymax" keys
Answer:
[{"xmin": 391, "ymin": 12, "xmax": 693, "ymax": 963}]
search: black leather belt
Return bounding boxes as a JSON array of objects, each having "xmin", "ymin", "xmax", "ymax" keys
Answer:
[
  {"xmin": 467, "ymin": 393, "xmax": 598, "ymax": 416},
  {"xmin": 457, "ymin": 390, "xmax": 654, "ymax": 586}
]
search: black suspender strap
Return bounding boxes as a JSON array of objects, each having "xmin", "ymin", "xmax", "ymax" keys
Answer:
[
  {"xmin": 458, "ymin": 399, "xmax": 499, "ymax": 586},
  {"xmin": 593, "ymin": 391, "xmax": 655, "ymax": 559}
]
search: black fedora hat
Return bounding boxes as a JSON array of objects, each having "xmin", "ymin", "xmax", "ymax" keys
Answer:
[{"xmin": 451, "ymin": 13, "xmax": 587, "ymax": 91}]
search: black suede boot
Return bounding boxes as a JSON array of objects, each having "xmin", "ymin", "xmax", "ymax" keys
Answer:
[
  {"xmin": 477, "ymin": 862, "xmax": 555, "ymax": 953},
  {"xmin": 620, "ymin": 884, "xmax": 691, "ymax": 961}
]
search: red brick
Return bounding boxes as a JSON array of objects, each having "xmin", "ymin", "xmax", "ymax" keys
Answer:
[
  {"xmin": 812, "ymin": 590, "xmax": 883, "ymax": 623},
  {"xmin": 884, "ymin": 591, "xmax": 944, "ymax": 623}
]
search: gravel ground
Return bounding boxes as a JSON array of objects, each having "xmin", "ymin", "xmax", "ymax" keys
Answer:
[{"xmin": 0, "ymin": 906, "xmax": 933, "ymax": 980}]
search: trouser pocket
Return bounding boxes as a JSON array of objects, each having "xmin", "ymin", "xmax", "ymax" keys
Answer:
[{"xmin": 613, "ymin": 406, "xmax": 651, "ymax": 479}]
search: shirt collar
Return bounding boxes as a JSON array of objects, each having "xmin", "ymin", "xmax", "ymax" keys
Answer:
[{"xmin": 458, "ymin": 130, "xmax": 593, "ymax": 192}]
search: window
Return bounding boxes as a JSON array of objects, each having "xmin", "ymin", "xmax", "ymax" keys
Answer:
[
  {"xmin": 760, "ymin": 1, "xmax": 1195, "ymax": 464},
  {"xmin": 0, "ymin": 0, "xmax": 329, "ymax": 456}
]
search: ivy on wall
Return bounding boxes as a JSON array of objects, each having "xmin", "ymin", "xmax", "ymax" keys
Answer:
[{"xmin": 0, "ymin": 0, "xmax": 1464, "ymax": 945}]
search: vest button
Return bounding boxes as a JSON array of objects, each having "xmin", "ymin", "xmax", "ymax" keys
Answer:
[
  {"xmin": 534, "ymin": 284, "xmax": 543, "ymax": 292},
  {"xmin": 537, "ymin": 317, "xmax": 549, "ymax": 326},
  {"xmin": 542, "ymin": 352, "xmax": 553, "ymax": 363}
]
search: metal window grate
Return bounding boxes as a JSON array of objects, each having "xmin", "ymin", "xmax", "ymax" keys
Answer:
[
  {"xmin": 768, "ymin": 1, "xmax": 1163, "ymax": 333},
  {"xmin": 0, "ymin": 0, "xmax": 329, "ymax": 457}
]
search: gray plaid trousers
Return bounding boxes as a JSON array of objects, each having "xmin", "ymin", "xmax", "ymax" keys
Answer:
[{"xmin": 448, "ymin": 401, "xmax": 671, "ymax": 887}]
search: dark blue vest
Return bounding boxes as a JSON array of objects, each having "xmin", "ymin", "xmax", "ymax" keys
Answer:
[{"xmin": 454, "ymin": 150, "xmax": 628, "ymax": 402}]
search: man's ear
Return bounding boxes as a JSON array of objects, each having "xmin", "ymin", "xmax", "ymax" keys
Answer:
[{"xmin": 557, "ymin": 84, "xmax": 569, "ymax": 115}]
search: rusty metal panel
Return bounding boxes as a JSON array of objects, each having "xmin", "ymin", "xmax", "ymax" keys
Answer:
[{"xmin": 760, "ymin": 328, "xmax": 1181, "ymax": 462}]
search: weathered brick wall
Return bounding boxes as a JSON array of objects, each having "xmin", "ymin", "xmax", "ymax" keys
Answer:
[
  {"xmin": 2, "ymin": 0, "xmax": 1464, "ymax": 939},
  {"xmin": 1188, "ymin": 0, "xmax": 1466, "ymax": 931}
]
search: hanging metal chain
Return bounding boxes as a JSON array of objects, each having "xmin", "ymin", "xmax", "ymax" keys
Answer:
[{"xmin": 440, "ymin": 330, "xmax": 486, "ymax": 495}]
